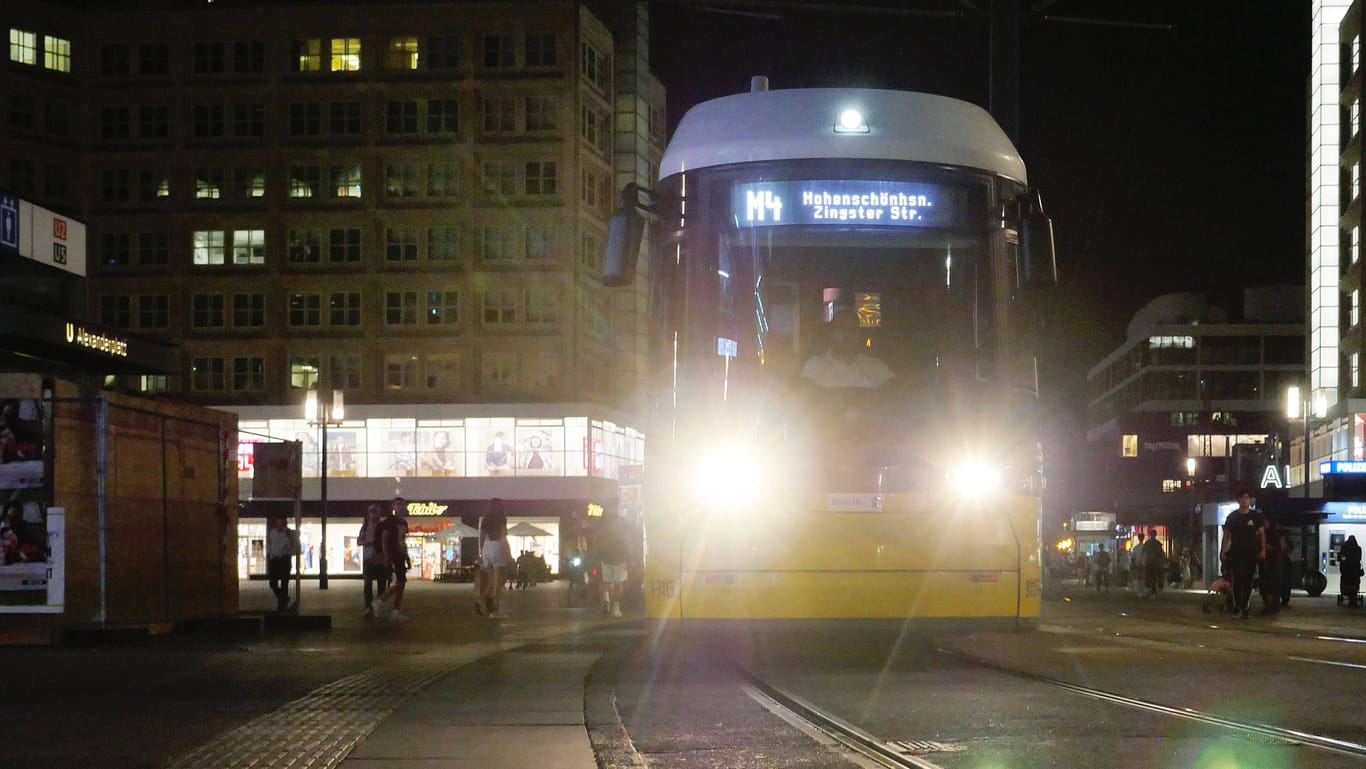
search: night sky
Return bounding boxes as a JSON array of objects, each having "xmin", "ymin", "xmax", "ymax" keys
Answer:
[{"xmin": 647, "ymin": 0, "xmax": 1311, "ymax": 511}]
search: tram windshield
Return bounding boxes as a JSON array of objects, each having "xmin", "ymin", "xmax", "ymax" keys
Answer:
[{"xmin": 711, "ymin": 214, "xmax": 996, "ymax": 493}]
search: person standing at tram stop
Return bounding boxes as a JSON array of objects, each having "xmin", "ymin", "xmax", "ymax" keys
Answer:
[
  {"xmin": 372, "ymin": 496, "xmax": 411, "ymax": 622},
  {"xmin": 1130, "ymin": 531, "xmax": 1147, "ymax": 596},
  {"xmin": 1222, "ymin": 490, "xmax": 1267, "ymax": 619},
  {"xmin": 1258, "ymin": 511, "xmax": 1286, "ymax": 615},
  {"xmin": 357, "ymin": 504, "xmax": 391, "ymax": 618},
  {"xmin": 1091, "ymin": 544, "xmax": 1112, "ymax": 595},
  {"xmin": 476, "ymin": 497, "xmax": 511, "ymax": 618},
  {"xmin": 1141, "ymin": 529, "xmax": 1167, "ymax": 598},
  {"xmin": 266, "ymin": 516, "xmax": 300, "ymax": 613}
]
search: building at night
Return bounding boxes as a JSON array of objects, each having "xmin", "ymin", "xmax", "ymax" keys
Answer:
[
  {"xmin": 1, "ymin": 0, "xmax": 663, "ymax": 583},
  {"xmin": 1084, "ymin": 288, "xmax": 1304, "ymax": 571}
]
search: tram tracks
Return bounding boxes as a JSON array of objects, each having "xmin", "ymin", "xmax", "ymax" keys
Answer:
[{"xmin": 723, "ymin": 642, "xmax": 1366, "ymax": 768}]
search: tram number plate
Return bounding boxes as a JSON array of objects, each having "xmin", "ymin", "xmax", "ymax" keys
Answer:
[{"xmin": 648, "ymin": 578, "xmax": 677, "ymax": 599}]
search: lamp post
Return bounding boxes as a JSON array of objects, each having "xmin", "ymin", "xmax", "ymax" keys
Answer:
[
  {"xmin": 1285, "ymin": 385, "xmax": 1325, "ymax": 498},
  {"xmin": 305, "ymin": 389, "xmax": 344, "ymax": 590}
]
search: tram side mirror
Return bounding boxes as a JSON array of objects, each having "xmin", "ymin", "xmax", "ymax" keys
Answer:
[
  {"xmin": 1017, "ymin": 189, "xmax": 1057, "ymax": 288},
  {"xmin": 604, "ymin": 183, "xmax": 648, "ymax": 288},
  {"xmin": 604, "ymin": 206, "xmax": 645, "ymax": 287}
]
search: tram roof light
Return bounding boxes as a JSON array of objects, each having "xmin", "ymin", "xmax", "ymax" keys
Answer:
[{"xmin": 834, "ymin": 108, "xmax": 868, "ymax": 134}]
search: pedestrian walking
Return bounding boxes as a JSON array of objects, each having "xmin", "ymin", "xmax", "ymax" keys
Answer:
[
  {"xmin": 266, "ymin": 516, "xmax": 300, "ymax": 613},
  {"xmin": 358, "ymin": 504, "xmax": 391, "ymax": 618},
  {"xmin": 592, "ymin": 509, "xmax": 637, "ymax": 616},
  {"xmin": 371, "ymin": 496, "xmax": 411, "ymax": 622},
  {"xmin": 475, "ymin": 497, "xmax": 511, "ymax": 617},
  {"xmin": 1221, "ymin": 490, "xmax": 1266, "ymax": 619}
]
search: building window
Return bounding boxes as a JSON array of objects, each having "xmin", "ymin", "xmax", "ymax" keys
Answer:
[
  {"xmin": 139, "ymin": 43, "xmax": 169, "ymax": 75},
  {"xmin": 291, "ymin": 38, "xmax": 322, "ymax": 72},
  {"xmin": 480, "ymin": 226, "xmax": 513, "ymax": 262},
  {"xmin": 233, "ymin": 41, "xmax": 265, "ymax": 73},
  {"xmin": 580, "ymin": 42, "xmax": 608, "ymax": 92},
  {"xmin": 100, "ymin": 233, "xmax": 131, "ymax": 266},
  {"xmin": 100, "ymin": 107, "xmax": 131, "ymax": 141},
  {"xmin": 330, "ymin": 37, "xmax": 361, "ymax": 72},
  {"xmin": 330, "ymin": 101, "xmax": 362, "ymax": 134},
  {"xmin": 100, "ymin": 169, "xmax": 131, "ymax": 203},
  {"xmin": 1353, "ymin": 289, "xmax": 1361, "ymax": 328},
  {"xmin": 43, "ymin": 36, "xmax": 71, "ymax": 72},
  {"xmin": 385, "ymin": 291, "xmax": 419, "ymax": 325},
  {"xmin": 288, "ymin": 229, "xmax": 321, "ymax": 263},
  {"xmin": 138, "ymin": 295, "xmax": 169, "ymax": 329},
  {"xmin": 288, "ymin": 293, "xmax": 322, "ymax": 326},
  {"xmin": 100, "ymin": 43, "xmax": 129, "ymax": 75},
  {"xmin": 482, "ymin": 97, "xmax": 516, "ymax": 133},
  {"xmin": 525, "ymin": 33, "xmax": 556, "ymax": 66},
  {"xmin": 191, "ymin": 294, "xmax": 225, "ymax": 328},
  {"xmin": 1354, "ymin": 225, "xmax": 1361, "ymax": 266},
  {"xmin": 386, "ymin": 228, "xmax": 419, "ymax": 261},
  {"xmin": 100, "ymin": 295, "xmax": 130, "ymax": 328},
  {"xmin": 233, "ymin": 293, "xmax": 265, "ymax": 327},
  {"xmin": 483, "ymin": 34, "xmax": 514, "ymax": 68},
  {"xmin": 140, "ymin": 375, "xmax": 169, "ymax": 394},
  {"xmin": 193, "ymin": 41, "xmax": 225, "ymax": 75},
  {"xmin": 483, "ymin": 288, "xmax": 517, "ymax": 324},
  {"xmin": 580, "ymin": 232, "xmax": 602, "ymax": 272},
  {"xmin": 525, "ymin": 286, "xmax": 557, "ymax": 324},
  {"xmin": 426, "ymin": 34, "xmax": 459, "ymax": 69},
  {"xmin": 289, "ymin": 166, "xmax": 320, "ymax": 198},
  {"xmin": 329, "ymin": 228, "xmax": 361, "ymax": 262},
  {"xmin": 329, "ymin": 292, "xmax": 362, "ymax": 326},
  {"xmin": 191, "ymin": 357, "xmax": 226, "ymax": 391},
  {"xmin": 331, "ymin": 164, "xmax": 362, "ymax": 197},
  {"xmin": 138, "ymin": 232, "xmax": 169, "ymax": 265},
  {"xmin": 428, "ymin": 226, "xmax": 460, "ymax": 262},
  {"xmin": 1354, "ymin": 352, "xmax": 1361, "ymax": 389},
  {"xmin": 482, "ymin": 161, "xmax": 516, "ymax": 195},
  {"xmin": 525, "ymin": 161, "xmax": 557, "ymax": 195},
  {"xmin": 525, "ymin": 96, "xmax": 557, "ymax": 131},
  {"xmin": 10, "ymin": 29, "xmax": 37, "ymax": 65},
  {"xmin": 385, "ymin": 164, "xmax": 419, "ymax": 198},
  {"xmin": 427, "ymin": 162, "xmax": 460, "ymax": 197},
  {"xmin": 193, "ymin": 104, "xmax": 225, "ymax": 138},
  {"xmin": 232, "ymin": 103, "xmax": 265, "ymax": 137},
  {"xmin": 427, "ymin": 99, "xmax": 458, "ymax": 133},
  {"xmin": 194, "ymin": 168, "xmax": 225, "ymax": 199},
  {"xmin": 193, "ymin": 230, "xmax": 226, "ymax": 265},
  {"xmin": 481, "ymin": 351, "xmax": 515, "ymax": 390},
  {"xmin": 386, "ymin": 36, "xmax": 419, "ymax": 70},
  {"xmin": 1121, "ymin": 434, "xmax": 1138, "ymax": 458},
  {"xmin": 232, "ymin": 229, "xmax": 266, "ymax": 265},
  {"xmin": 526, "ymin": 351, "xmax": 559, "ymax": 391},
  {"xmin": 581, "ymin": 106, "xmax": 610, "ymax": 157},
  {"xmin": 139, "ymin": 105, "xmax": 169, "ymax": 139},
  {"xmin": 424, "ymin": 353, "xmax": 461, "ymax": 390},
  {"xmin": 426, "ymin": 291, "xmax": 459, "ymax": 324},
  {"xmin": 289, "ymin": 102, "xmax": 322, "ymax": 136},
  {"xmin": 232, "ymin": 168, "xmax": 266, "ymax": 199},
  {"xmin": 233, "ymin": 357, "xmax": 265, "ymax": 391},
  {"xmin": 290, "ymin": 356, "xmax": 321, "ymax": 389},
  {"xmin": 328, "ymin": 354, "xmax": 363, "ymax": 389},
  {"xmin": 386, "ymin": 100, "xmax": 418, "ymax": 134},
  {"xmin": 139, "ymin": 171, "xmax": 170, "ymax": 201},
  {"xmin": 525, "ymin": 226, "xmax": 552, "ymax": 260},
  {"xmin": 385, "ymin": 354, "xmax": 418, "ymax": 390}
]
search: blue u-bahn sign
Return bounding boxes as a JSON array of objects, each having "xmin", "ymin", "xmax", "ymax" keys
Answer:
[{"xmin": 0, "ymin": 192, "xmax": 19, "ymax": 254}]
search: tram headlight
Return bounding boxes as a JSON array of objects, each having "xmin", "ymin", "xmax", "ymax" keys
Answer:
[
  {"xmin": 946, "ymin": 458, "xmax": 1004, "ymax": 497},
  {"xmin": 693, "ymin": 446, "xmax": 765, "ymax": 509}
]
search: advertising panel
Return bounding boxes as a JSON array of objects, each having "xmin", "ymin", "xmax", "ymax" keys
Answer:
[{"xmin": 1, "ymin": 397, "xmax": 54, "ymax": 610}]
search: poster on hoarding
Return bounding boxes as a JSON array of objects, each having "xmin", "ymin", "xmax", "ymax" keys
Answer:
[{"xmin": 0, "ymin": 397, "xmax": 50, "ymax": 608}]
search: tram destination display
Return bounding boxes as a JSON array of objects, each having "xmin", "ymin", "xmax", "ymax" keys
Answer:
[{"xmin": 732, "ymin": 180, "xmax": 963, "ymax": 228}]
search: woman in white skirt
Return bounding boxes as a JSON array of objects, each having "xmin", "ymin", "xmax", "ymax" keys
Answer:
[{"xmin": 476, "ymin": 498, "xmax": 511, "ymax": 617}]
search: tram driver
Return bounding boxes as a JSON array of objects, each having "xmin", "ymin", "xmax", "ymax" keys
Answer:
[{"xmin": 798, "ymin": 310, "xmax": 894, "ymax": 390}]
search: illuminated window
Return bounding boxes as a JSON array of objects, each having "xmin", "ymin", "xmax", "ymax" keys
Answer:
[
  {"xmin": 386, "ymin": 36, "xmax": 419, "ymax": 70},
  {"xmin": 1121, "ymin": 434, "xmax": 1138, "ymax": 458},
  {"xmin": 232, "ymin": 168, "xmax": 266, "ymax": 199},
  {"xmin": 385, "ymin": 354, "xmax": 418, "ymax": 389},
  {"xmin": 1353, "ymin": 289, "xmax": 1361, "ymax": 327},
  {"xmin": 331, "ymin": 164, "xmax": 362, "ymax": 198},
  {"xmin": 330, "ymin": 37, "xmax": 361, "ymax": 72},
  {"xmin": 292, "ymin": 38, "xmax": 321, "ymax": 72},
  {"xmin": 580, "ymin": 42, "xmax": 608, "ymax": 92},
  {"xmin": 289, "ymin": 356, "xmax": 320, "ymax": 389},
  {"xmin": 193, "ymin": 230, "xmax": 226, "ymax": 265},
  {"xmin": 43, "ymin": 35, "xmax": 71, "ymax": 72},
  {"xmin": 385, "ymin": 164, "xmax": 419, "ymax": 198},
  {"xmin": 10, "ymin": 29, "xmax": 37, "ymax": 65},
  {"xmin": 138, "ymin": 171, "xmax": 170, "ymax": 201},
  {"xmin": 1354, "ymin": 226, "xmax": 1361, "ymax": 265},
  {"xmin": 289, "ymin": 166, "xmax": 320, "ymax": 198},
  {"xmin": 194, "ymin": 168, "xmax": 224, "ymax": 199},
  {"xmin": 140, "ymin": 375, "xmax": 168, "ymax": 394},
  {"xmin": 1161, "ymin": 480, "xmax": 1181, "ymax": 493},
  {"xmin": 1354, "ymin": 352, "xmax": 1361, "ymax": 389},
  {"xmin": 232, "ymin": 229, "xmax": 265, "ymax": 264}
]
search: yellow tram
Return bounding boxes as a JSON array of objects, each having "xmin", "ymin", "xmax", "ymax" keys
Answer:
[{"xmin": 607, "ymin": 84, "xmax": 1055, "ymax": 628}]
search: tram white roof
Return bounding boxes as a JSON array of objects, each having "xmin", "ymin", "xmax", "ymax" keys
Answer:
[{"xmin": 659, "ymin": 88, "xmax": 1026, "ymax": 185}]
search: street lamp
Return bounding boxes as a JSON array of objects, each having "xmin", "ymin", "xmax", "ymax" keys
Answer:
[
  {"xmin": 1285, "ymin": 385, "xmax": 1326, "ymax": 498},
  {"xmin": 304, "ymin": 388, "xmax": 344, "ymax": 590}
]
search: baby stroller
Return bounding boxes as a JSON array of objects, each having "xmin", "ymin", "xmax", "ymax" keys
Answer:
[
  {"xmin": 1338, "ymin": 561, "xmax": 1363, "ymax": 607},
  {"xmin": 1201, "ymin": 572, "xmax": 1235, "ymax": 614}
]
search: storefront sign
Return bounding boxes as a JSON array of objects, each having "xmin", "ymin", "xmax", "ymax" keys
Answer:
[
  {"xmin": 1259, "ymin": 464, "xmax": 1285, "ymax": 489},
  {"xmin": 1321, "ymin": 460, "xmax": 1366, "ymax": 475},
  {"xmin": 586, "ymin": 502, "xmax": 604, "ymax": 518},
  {"xmin": 65, "ymin": 323, "xmax": 128, "ymax": 358},
  {"xmin": 404, "ymin": 501, "xmax": 448, "ymax": 517}
]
